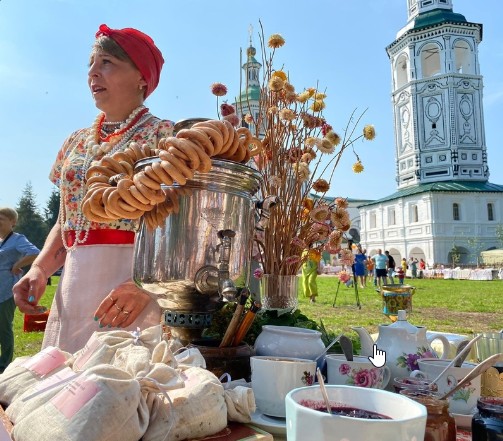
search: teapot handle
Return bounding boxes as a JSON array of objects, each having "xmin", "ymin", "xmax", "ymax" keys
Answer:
[{"xmin": 427, "ymin": 334, "xmax": 450, "ymax": 359}]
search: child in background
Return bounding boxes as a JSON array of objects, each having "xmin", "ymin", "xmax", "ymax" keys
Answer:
[{"xmin": 396, "ymin": 266, "xmax": 405, "ymax": 284}]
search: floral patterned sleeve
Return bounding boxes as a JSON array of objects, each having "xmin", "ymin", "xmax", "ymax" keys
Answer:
[{"xmin": 49, "ymin": 128, "xmax": 87, "ymax": 186}]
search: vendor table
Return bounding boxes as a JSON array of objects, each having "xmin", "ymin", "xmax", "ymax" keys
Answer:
[{"xmin": 0, "ymin": 405, "xmax": 474, "ymax": 440}]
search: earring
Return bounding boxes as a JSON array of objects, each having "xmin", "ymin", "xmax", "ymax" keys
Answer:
[{"xmin": 139, "ymin": 84, "xmax": 144, "ymax": 90}]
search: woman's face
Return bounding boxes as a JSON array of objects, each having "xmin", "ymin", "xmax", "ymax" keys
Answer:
[
  {"xmin": 88, "ymin": 50, "xmax": 146, "ymax": 120},
  {"xmin": 0, "ymin": 214, "xmax": 14, "ymax": 237}
]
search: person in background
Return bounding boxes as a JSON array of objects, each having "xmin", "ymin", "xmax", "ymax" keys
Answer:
[
  {"xmin": 401, "ymin": 257, "xmax": 408, "ymax": 275},
  {"xmin": 0, "ymin": 207, "xmax": 40, "ymax": 373},
  {"xmin": 396, "ymin": 266, "xmax": 405, "ymax": 284},
  {"xmin": 13, "ymin": 24, "xmax": 172, "ymax": 353},
  {"xmin": 385, "ymin": 250, "xmax": 395, "ymax": 284},
  {"xmin": 353, "ymin": 245, "xmax": 367, "ymax": 289},
  {"xmin": 302, "ymin": 248, "xmax": 321, "ymax": 303},
  {"xmin": 410, "ymin": 257, "xmax": 418, "ymax": 278},
  {"xmin": 366, "ymin": 255, "xmax": 376, "ymax": 286},
  {"xmin": 418, "ymin": 258, "xmax": 426, "ymax": 278},
  {"xmin": 372, "ymin": 249, "xmax": 388, "ymax": 290}
]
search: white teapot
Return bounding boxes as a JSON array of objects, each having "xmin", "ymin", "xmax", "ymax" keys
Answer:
[{"xmin": 352, "ymin": 310, "xmax": 450, "ymax": 389}]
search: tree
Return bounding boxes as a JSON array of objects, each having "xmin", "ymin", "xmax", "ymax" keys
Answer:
[
  {"xmin": 44, "ymin": 187, "xmax": 60, "ymax": 230},
  {"xmin": 450, "ymin": 245, "xmax": 461, "ymax": 268},
  {"xmin": 467, "ymin": 236, "xmax": 484, "ymax": 267},
  {"xmin": 15, "ymin": 182, "xmax": 48, "ymax": 249}
]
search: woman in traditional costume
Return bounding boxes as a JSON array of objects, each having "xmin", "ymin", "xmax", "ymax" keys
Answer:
[{"xmin": 13, "ymin": 24, "xmax": 173, "ymax": 353}]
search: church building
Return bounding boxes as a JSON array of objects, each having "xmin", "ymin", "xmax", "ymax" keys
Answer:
[{"xmin": 358, "ymin": 0, "xmax": 503, "ymax": 266}]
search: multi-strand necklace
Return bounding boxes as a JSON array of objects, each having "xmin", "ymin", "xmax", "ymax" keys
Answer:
[{"xmin": 59, "ymin": 105, "xmax": 152, "ymax": 251}]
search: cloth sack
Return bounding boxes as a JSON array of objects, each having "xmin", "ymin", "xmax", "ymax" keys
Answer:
[
  {"xmin": 0, "ymin": 346, "xmax": 70, "ymax": 407},
  {"xmin": 224, "ymin": 385, "xmax": 256, "ymax": 423},
  {"xmin": 142, "ymin": 366, "xmax": 227, "ymax": 441},
  {"xmin": 6, "ymin": 366, "xmax": 76, "ymax": 424},
  {"xmin": 72, "ymin": 324, "xmax": 162, "ymax": 371},
  {"xmin": 12, "ymin": 364, "xmax": 148, "ymax": 441}
]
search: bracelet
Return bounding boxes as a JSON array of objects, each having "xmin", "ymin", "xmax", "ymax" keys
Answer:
[{"xmin": 32, "ymin": 262, "xmax": 49, "ymax": 280}]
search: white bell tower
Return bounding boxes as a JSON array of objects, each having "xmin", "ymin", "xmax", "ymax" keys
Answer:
[{"xmin": 387, "ymin": 1, "xmax": 487, "ymax": 189}]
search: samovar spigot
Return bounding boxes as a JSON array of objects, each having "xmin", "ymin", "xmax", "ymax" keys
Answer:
[{"xmin": 194, "ymin": 229, "xmax": 237, "ymax": 301}]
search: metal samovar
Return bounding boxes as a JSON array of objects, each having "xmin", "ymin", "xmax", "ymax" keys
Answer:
[{"xmin": 133, "ymin": 152, "xmax": 263, "ymax": 344}]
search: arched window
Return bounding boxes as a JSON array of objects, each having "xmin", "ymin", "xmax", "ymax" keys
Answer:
[
  {"xmin": 396, "ymin": 54, "xmax": 408, "ymax": 88},
  {"xmin": 421, "ymin": 43, "xmax": 441, "ymax": 78},
  {"xmin": 410, "ymin": 204, "xmax": 419, "ymax": 223},
  {"xmin": 453, "ymin": 203, "xmax": 460, "ymax": 221},
  {"xmin": 487, "ymin": 203, "xmax": 494, "ymax": 221},
  {"xmin": 369, "ymin": 212, "xmax": 377, "ymax": 229},
  {"xmin": 454, "ymin": 40, "xmax": 471, "ymax": 74}
]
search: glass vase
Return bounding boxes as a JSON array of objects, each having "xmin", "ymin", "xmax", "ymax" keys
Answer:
[{"xmin": 260, "ymin": 274, "xmax": 299, "ymax": 310}]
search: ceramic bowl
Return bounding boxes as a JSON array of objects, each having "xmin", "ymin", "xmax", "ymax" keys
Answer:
[{"xmin": 285, "ymin": 385, "xmax": 427, "ymax": 441}]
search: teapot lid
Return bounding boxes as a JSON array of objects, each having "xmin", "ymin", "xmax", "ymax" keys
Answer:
[{"xmin": 389, "ymin": 310, "xmax": 418, "ymax": 333}]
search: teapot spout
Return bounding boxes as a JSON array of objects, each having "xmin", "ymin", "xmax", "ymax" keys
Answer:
[{"xmin": 351, "ymin": 327, "xmax": 374, "ymax": 357}]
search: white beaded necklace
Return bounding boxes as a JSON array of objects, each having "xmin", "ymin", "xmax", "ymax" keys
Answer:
[{"xmin": 59, "ymin": 105, "xmax": 152, "ymax": 251}]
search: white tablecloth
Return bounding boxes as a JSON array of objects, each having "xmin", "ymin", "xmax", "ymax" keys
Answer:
[{"xmin": 443, "ymin": 268, "xmax": 496, "ymax": 280}]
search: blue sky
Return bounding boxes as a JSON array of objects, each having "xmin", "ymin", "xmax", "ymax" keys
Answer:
[{"xmin": 1, "ymin": 0, "xmax": 502, "ymax": 210}]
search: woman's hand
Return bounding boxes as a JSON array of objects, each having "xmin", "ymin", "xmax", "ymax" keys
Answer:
[
  {"xmin": 13, "ymin": 266, "xmax": 48, "ymax": 314},
  {"xmin": 94, "ymin": 280, "xmax": 152, "ymax": 328}
]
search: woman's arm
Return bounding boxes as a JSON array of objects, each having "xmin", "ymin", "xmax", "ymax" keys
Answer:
[{"xmin": 13, "ymin": 222, "xmax": 67, "ymax": 313}]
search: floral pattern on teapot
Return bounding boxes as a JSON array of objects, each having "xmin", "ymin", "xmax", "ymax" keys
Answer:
[
  {"xmin": 302, "ymin": 370, "xmax": 315, "ymax": 386},
  {"xmin": 396, "ymin": 346, "xmax": 437, "ymax": 371},
  {"xmin": 338, "ymin": 363, "xmax": 384, "ymax": 388}
]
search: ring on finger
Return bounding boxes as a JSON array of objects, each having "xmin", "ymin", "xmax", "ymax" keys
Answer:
[
  {"xmin": 108, "ymin": 295, "xmax": 116, "ymax": 303},
  {"xmin": 122, "ymin": 310, "xmax": 131, "ymax": 315},
  {"xmin": 114, "ymin": 303, "xmax": 123, "ymax": 311}
]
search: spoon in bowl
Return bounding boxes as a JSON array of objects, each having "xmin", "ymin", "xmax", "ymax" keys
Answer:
[
  {"xmin": 440, "ymin": 352, "xmax": 503, "ymax": 400},
  {"xmin": 316, "ymin": 367, "xmax": 332, "ymax": 414},
  {"xmin": 428, "ymin": 334, "xmax": 482, "ymax": 387},
  {"xmin": 339, "ymin": 335, "xmax": 354, "ymax": 361}
]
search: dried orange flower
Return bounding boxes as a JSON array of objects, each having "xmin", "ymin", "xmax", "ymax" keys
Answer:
[
  {"xmin": 268, "ymin": 33, "xmax": 285, "ymax": 48},
  {"xmin": 272, "ymin": 70, "xmax": 287, "ymax": 81},
  {"xmin": 267, "ymin": 106, "xmax": 278, "ymax": 115},
  {"xmin": 244, "ymin": 113, "xmax": 254, "ymax": 124},
  {"xmin": 335, "ymin": 197, "xmax": 349, "ymax": 208},
  {"xmin": 303, "ymin": 198, "xmax": 315, "ymax": 210},
  {"xmin": 325, "ymin": 130, "xmax": 341, "ymax": 146},
  {"xmin": 318, "ymin": 138, "xmax": 335, "ymax": 154},
  {"xmin": 363, "ymin": 124, "xmax": 376, "ymax": 140},
  {"xmin": 314, "ymin": 92, "xmax": 327, "ymax": 100},
  {"xmin": 296, "ymin": 91, "xmax": 311, "ymax": 103},
  {"xmin": 269, "ymin": 77, "xmax": 284, "ymax": 91},
  {"xmin": 313, "ymin": 179, "xmax": 330, "ymax": 193},
  {"xmin": 279, "ymin": 108, "xmax": 296, "ymax": 121},
  {"xmin": 293, "ymin": 162, "xmax": 310, "ymax": 181},
  {"xmin": 310, "ymin": 100, "xmax": 326, "ymax": 112},
  {"xmin": 310, "ymin": 205, "xmax": 330, "ymax": 222},
  {"xmin": 352, "ymin": 160, "xmax": 364, "ymax": 173}
]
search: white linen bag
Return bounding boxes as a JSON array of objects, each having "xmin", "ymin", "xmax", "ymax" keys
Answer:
[
  {"xmin": 0, "ymin": 346, "xmax": 70, "ymax": 407},
  {"xmin": 12, "ymin": 364, "xmax": 147, "ymax": 441},
  {"xmin": 142, "ymin": 366, "xmax": 227, "ymax": 441},
  {"xmin": 72, "ymin": 324, "xmax": 162, "ymax": 371}
]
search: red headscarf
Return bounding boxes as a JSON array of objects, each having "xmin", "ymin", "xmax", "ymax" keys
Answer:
[{"xmin": 95, "ymin": 24, "xmax": 164, "ymax": 98}]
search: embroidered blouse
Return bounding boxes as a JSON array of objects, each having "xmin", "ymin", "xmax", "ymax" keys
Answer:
[{"xmin": 49, "ymin": 117, "xmax": 173, "ymax": 232}]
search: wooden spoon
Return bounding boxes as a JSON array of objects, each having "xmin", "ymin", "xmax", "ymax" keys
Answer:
[
  {"xmin": 316, "ymin": 367, "xmax": 332, "ymax": 414},
  {"xmin": 440, "ymin": 353, "xmax": 503, "ymax": 400}
]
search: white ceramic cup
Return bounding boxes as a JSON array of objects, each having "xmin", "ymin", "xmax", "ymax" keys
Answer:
[
  {"xmin": 285, "ymin": 385, "xmax": 427, "ymax": 441},
  {"xmin": 326, "ymin": 355, "xmax": 391, "ymax": 389},
  {"xmin": 410, "ymin": 357, "xmax": 481, "ymax": 414},
  {"xmin": 250, "ymin": 355, "xmax": 316, "ymax": 418}
]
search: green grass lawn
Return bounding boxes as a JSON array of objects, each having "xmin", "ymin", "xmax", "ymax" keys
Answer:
[{"xmin": 12, "ymin": 275, "xmax": 503, "ymax": 358}]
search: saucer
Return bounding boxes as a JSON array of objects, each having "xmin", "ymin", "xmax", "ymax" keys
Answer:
[
  {"xmin": 249, "ymin": 410, "xmax": 286, "ymax": 436},
  {"xmin": 452, "ymin": 412, "xmax": 473, "ymax": 429}
]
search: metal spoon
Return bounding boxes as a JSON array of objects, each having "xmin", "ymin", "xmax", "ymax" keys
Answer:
[
  {"xmin": 440, "ymin": 353, "xmax": 503, "ymax": 400},
  {"xmin": 316, "ymin": 367, "xmax": 332, "ymax": 414},
  {"xmin": 454, "ymin": 339, "xmax": 470, "ymax": 368},
  {"xmin": 314, "ymin": 334, "xmax": 343, "ymax": 362},
  {"xmin": 339, "ymin": 335, "xmax": 354, "ymax": 361}
]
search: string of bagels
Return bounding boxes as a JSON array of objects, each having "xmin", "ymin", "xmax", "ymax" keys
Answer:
[{"xmin": 82, "ymin": 119, "xmax": 262, "ymax": 230}]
